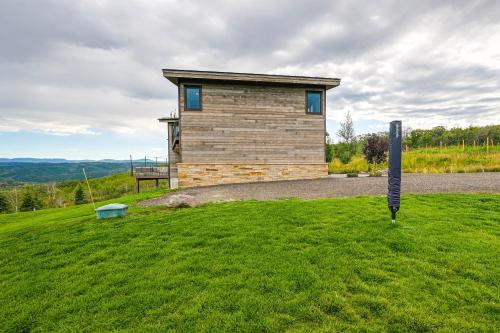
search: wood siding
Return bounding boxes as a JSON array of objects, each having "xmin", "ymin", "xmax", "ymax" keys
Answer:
[
  {"xmin": 167, "ymin": 123, "xmax": 180, "ymax": 179},
  {"xmin": 179, "ymin": 82, "xmax": 327, "ymax": 164}
]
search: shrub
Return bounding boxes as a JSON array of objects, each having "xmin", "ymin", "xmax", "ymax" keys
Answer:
[
  {"xmin": 336, "ymin": 143, "xmax": 357, "ymax": 164},
  {"xmin": 363, "ymin": 134, "xmax": 389, "ymax": 164},
  {"xmin": 325, "ymin": 144, "xmax": 334, "ymax": 163}
]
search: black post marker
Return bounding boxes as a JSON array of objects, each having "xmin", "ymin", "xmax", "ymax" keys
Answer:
[{"xmin": 388, "ymin": 121, "xmax": 402, "ymax": 223}]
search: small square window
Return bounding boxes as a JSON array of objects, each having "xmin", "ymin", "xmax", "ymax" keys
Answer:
[
  {"xmin": 185, "ymin": 85, "xmax": 201, "ymax": 111},
  {"xmin": 306, "ymin": 91, "xmax": 322, "ymax": 114}
]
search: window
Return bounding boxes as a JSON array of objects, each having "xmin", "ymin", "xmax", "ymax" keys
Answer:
[
  {"xmin": 185, "ymin": 85, "xmax": 202, "ymax": 111},
  {"xmin": 306, "ymin": 91, "xmax": 322, "ymax": 114}
]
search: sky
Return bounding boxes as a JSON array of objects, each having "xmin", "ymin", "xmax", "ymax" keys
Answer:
[{"xmin": 1, "ymin": 0, "xmax": 499, "ymax": 160}]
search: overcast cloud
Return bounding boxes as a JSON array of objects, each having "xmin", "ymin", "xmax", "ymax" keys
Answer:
[{"xmin": 1, "ymin": 0, "xmax": 499, "ymax": 157}]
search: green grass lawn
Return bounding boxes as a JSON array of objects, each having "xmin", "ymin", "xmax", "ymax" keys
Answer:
[{"xmin": 1, "ymin": 193, "xmax": 499, "ymax": 332}]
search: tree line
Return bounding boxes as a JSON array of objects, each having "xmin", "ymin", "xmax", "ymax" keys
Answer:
[
  {"xmin": 327, "ymin": 113, "xmax": 499, "ymax": 165},
  {"xmin": 0, "ymin": 174, "xmax": 168, "ymax": 214},
  {"xmin": 402, "ymin": 125, "xmax": 499, "ymax": 148}
]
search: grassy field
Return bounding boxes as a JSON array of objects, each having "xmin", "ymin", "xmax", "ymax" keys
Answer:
[
  {"xmin": 1, "ymin": 193, "xmax": 499, "ymax": 331},
  {"xmin": 329, "ymin": 145, "xmax": 500, "ymax": 174}
]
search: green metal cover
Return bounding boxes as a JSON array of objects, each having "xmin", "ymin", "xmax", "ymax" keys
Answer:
[{"xmin": 95, "ymin": 203, "xmax": 128, "ymax": 219}]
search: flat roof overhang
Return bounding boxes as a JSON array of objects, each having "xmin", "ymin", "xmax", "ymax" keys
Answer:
[{"xmin": 163, "ymin": 68, "xmax": 341, "ymax": 90}]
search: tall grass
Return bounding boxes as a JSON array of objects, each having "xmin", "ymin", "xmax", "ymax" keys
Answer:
[
  {"xmin": 329, "ymin": 145, "xmax": 500, "ymax": 174},
  {"xmin": 403, "ymin": 145, "xmax": 500, "ymax": 173}
]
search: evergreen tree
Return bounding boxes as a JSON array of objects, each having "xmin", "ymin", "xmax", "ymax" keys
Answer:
[
  {"xmin": 20, "ymin": 192, "xmax": 41, "ymax": 212},
  {"xmin": 74, "ymin": 184, "xmax": 86, "ymax": 205},
  {"xmin": 0, "ymin": 193, "xmax": 10, "ymax": 213}
]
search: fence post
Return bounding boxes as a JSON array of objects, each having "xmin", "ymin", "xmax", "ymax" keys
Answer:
[{"xmin": 130, "ymin": 154, "xmax": 133, "ymax": 176}]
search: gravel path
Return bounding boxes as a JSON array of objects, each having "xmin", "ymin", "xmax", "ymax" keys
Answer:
[{"xmin": 140, "ymin": 173, "xmax": 500, "ymax": 206}]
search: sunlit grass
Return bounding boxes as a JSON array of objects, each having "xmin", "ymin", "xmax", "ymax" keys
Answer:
[
  {"xmin": 1, "ymin": 193, "xmax": 499, "ymax": 331},
  {"xmin": 402, "ymin": 145, "xmax": 500, "ymax": 173}
]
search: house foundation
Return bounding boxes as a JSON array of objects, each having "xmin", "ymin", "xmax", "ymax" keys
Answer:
[{"xmin": 177, "ymin": 163, "xmax": 328, "ymax": 188}]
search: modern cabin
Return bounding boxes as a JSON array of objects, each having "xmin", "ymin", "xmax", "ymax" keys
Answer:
[{"xmin": 159, "ymin": 69, "xmax": 341, "ymax": 188}]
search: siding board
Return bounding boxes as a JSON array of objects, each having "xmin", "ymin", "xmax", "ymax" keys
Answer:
[{"xmin": 179, "ymin": 82, "xmax": 327, "ymax": 164}]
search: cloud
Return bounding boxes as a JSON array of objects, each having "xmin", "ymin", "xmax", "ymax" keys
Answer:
[{"xmin": 0, "ymin": 0, "xmax": 499, "ymax": 146}]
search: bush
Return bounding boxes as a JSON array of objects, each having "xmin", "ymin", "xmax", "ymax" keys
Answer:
[
  {"xmin": 363, "ymin": 134, "xmax": 389, "ymax": 164},
  {"xmin": 325, "ymin": 144, "xmax": 334, "ymax": 163},
  {"xmin": 336, "ymin": 143, "xmax": 357, "ymax": 164}
]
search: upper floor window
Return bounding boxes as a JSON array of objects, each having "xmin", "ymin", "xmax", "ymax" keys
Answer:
[
  {"xmin": 306, "ymin": 91, "xmax": 322, "ymax": 114},
  {"xmin": 185, "ymin": 85, "xmax": 202, "ymax": 111}
]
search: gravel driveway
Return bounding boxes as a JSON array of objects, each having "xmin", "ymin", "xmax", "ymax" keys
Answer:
[{"xmin": 140, "ymin": 173, "xmax": 500, "ymax": 206}]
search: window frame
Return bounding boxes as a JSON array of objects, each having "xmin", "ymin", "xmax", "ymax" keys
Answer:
[
  {"xmin": 305, "ymin": 90, "xmax": 323, "ymax": 115},
  {"xmin": 184, "ymin": 85, "xmax": 202, "ymax": 111}
]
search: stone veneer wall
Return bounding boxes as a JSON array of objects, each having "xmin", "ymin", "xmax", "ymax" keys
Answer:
[{"xmin": 177, "ymin": 163, "xmax": 328, "ymax": 188}]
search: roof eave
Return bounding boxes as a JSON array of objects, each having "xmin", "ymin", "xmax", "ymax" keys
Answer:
[
  {"xmin": 162, "ymin": 68, "xmax": 340, "ymax": 89},
  {"xmin": 158, "ymin": 117, "xmax": 179, "ymax": 123}
]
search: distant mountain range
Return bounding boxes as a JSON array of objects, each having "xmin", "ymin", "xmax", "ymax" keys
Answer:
[
  {"xmin": 0, "ymin": 158, "xmax": 155, "ymax": 163},
  {"xmin": 0, "ymin": 158, "xmax": 161, "ymax": 184}
]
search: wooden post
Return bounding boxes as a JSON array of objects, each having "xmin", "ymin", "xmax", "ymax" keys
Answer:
[
  {"xmin": 473, "ymin": 140, "xmax": 476, "ymax": 148},
  {"xmin": 486, "ymin": 136, "xmax": 489, "ymax": 153},
  {"xmin": 136, "ymin": 179, "xmax": 140, "ymax": 193},
  {"xmin": 440, "ymin": 141, "xmax": 443, "ymax": 152},
  {"xmin": 82, "ymin": 168, "xmax": 96, "ymax": 210},
  {"xmin": 130, "ymin": 154, "xmax": 133, "ymax": 176},
  {"xmin": 144, "ymin": 156, "xmax": 147, "ymax": 167},
  {"xmin": 462, "ymin": 139, "xmax": 465, "ymax": 151},
  {"xmin": 155, "ymin": 179, "xmax": 159, "ymax": 188}
]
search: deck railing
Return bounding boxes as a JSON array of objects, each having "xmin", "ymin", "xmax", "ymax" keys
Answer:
[{"xmin": 134, "ymin": 166, "xmax": 169, "ymax": 178}]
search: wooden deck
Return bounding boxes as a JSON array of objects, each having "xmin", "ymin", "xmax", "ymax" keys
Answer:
[{"xmin": 134, "ymin": 167, "xmax": 169, "ymax": 192}]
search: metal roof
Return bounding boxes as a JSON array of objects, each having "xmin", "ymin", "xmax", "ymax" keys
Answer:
[{"xmin": 162, "ymin": 68, "xmax": 341, "ymax": 90}]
